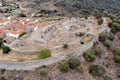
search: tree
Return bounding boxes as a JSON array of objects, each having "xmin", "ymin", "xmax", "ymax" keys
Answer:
[
  {"xmin": 83, "ymin": 50, "xmax": 96, "ymax": 62},
  {"xmin": 39, "ymin": 69, "xmax": 47, "ymax": 76},
  {"xmin": 89, "ymin": 64, "xmax": 106, "ymax": 77},
  {"xmin": 99, "ymin": 33, "xmax": 106, "ymax": 42},
  {"xmin": 37, "ymin": 49, "xmax": 51, "ymax": 59},
  {"xmin": 98, "ymin": 18, "xmax": 104, "ymax": 25},
  {"xmin": 63, "ymin": 44, "xmax": 68, "ymax": 49},
  {"xmin": 19, "ymin": 32, "xmax": 28, "ymax": 37},
  {"xmin": 114, "ymin": 55, "xmax": 120, "ymax": 64},
  {"xmin": 95, "ymin": 14, "xmax": 102, "ymax": 19},
  {"xmin": 68, "ymin": 57, "xmax": 80, "ymax": 69},
  {"xmin": 0, "ymin": 39, "xmax": 3, "ymax": 48},
  {"xmin": 104, "ymin": 40, "xmax": 111, "ymax": 48},
  {"xmin": 103, "ymin": 76, "xmax": 113, "ymax": 80},
  {"xmin": 76, "ymin": 66, "xmax": 83, "ymax": 73},
  {"xmin": 60, "ymin": 62, "xmax": 69, "ymax": 73},
  {"xmin": 18, "ymin": 13, "xmax": 26, "ymax": 17},
  {"xmin": 94, "ymin": 48, "xmax": 103, "ymax": 56},
  {"xmin": 75, "ymin": 32, "xmax": 85, "ymax": 37},
  {"xmin": 112, "ymin": 47, "xmax": 120, "ymax": 56},
  {"xmin": 109, "ymin": 33, "xmax": 114, "ymax": 41},
  {"xmin": 3, "ymin": 46, "xmax": 11, "ymax": 54}
]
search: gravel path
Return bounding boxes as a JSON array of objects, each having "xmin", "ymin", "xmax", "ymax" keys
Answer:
[
  {"xmin": 0, "ymin": 34, "xmax": 98, "ymax": 70},
  {"xmin": 0, "ymin": 54, "xmax": 67, "ymax": 70}
]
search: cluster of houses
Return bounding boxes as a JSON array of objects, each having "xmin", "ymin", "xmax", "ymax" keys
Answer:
[{"xmin": 0, "ymin": 15, "xmax": 49, "ymax": 42}]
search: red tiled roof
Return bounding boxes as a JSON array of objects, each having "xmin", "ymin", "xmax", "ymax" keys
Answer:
[
  {"xmin": 39, "ymin": 21, "xmax": 49, "ymax": 27},
  {"xmin": 0, "ymin": 29, "xmax": 5, "ymax": 38},
  {"xmin": 9, "ymin": 22, "xmax": 29, "ymax": 29}
]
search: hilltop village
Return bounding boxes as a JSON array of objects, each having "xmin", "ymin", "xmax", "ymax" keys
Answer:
[{"xmin": 0, "ymin": 0, "xmax": 120, "ymax": 80}]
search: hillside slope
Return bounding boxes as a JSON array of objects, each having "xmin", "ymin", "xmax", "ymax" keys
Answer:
[{"xmin": 10, "ymin": 0, "xmax": 120, "ymax": 18}]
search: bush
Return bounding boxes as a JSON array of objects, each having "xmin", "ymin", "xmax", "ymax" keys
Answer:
[
  {"xmin": 0, "ymin": 76, "xmax": 5, "ymax": 80},
  {"xmin": 114, "ymin": 55, "xmax": 120, "ymax": 64},
  {"xmin": 19, "ymin": 32, "xmax": 28, "ymax": 37},
  {"xmin": 99, "ymin": 33, "xmax": 106, "ymax": 42},
  {"xmin": 75, "ymin": 32, "xmax": 85, "ymax": 37},
  {"xmin": 112, "ymin": 47, "xmax": 120, "ymax": 55},
  {"xmin": 104, "ymin": 40, "xmax": 111, "ymax": 48},
  {"xmin": 18, "ymin": 13, "xmax": 26, "ymax": 17},
  {"xmin": 108, "ymin": 22, "xmax": 120, "ymax": 33},
  {"xmin": 95, "ymin": 14, "xmax": 102, "ymax": 19},
  {"xmin": 63, "ymin": 44, "xmax": 68, "ymax": 49},
  {"xmin": 3, "ymin": 46, "xmax": 11, "ymax": 54},
  {"xmin": 103, "ymin": 76, "xmax": 113, "ymax": 80},
  {"xmin": 112, "ymin": 23, "xmax": 120, "ymax": 32},
  {"xmin": 37, "ymin": 49, "xmax": 51, "ymax": 59},
  {"xmin": 94, "ymin": 48, "xmax": 103, "ymax": 56},
  {"xmin": 0, "ymin": 69, "xmax": 6, "ymax": 74},
  {"xmin": 109, "ymin": 33, "xmax": 114, "ymax": 41},
  {"xmin": 69, "ymin": 58, "xmax": 80, "ymax": 69},
  {"xmin": 83, "ymin": 50, "xmax": 96, "ymax": 62},
  {"xmin": 98, "ymin": 18, "xmax": 104, "ymax": 25},
  {"xmin": 39, "ymin": 69, "xmax": 47, "ymax": 76},
  {"xmin": 89, "ymin": 64, "xmax": 106, "ymax": 77},
  {"xmin": 0, "ymin": 39, "xmax": 3, "ymax": 48},
  {"xmin": 60, "ymin": 62, "xmax": 69, "ymax": 73},
  {"xmin": 108, "ymin": 22, "xmax": 113, "ymax": 28},
  {"xmin": 76, "ymin": 66, "xmax": 83, "ymax": 73}
]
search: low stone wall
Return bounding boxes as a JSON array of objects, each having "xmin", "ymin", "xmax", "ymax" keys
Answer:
[{"xmin": 1, "ymin": 35, "xmax": 98, "ymax": 70}]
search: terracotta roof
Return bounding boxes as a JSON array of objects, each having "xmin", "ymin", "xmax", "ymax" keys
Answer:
[
  {"xmin": 0, "ymin": 29, "xmax": 5, "ymax": 38},
  {"xmin": 6, "ymin": 30, "xmax": 22, "ymax": 35},
  {"xmin": 39, "ymin": 21, "xmax": 49, "ymax": 27},
  {"xmin": 9, "ymin": 22, "xmax": 29, "ymax": 30}
]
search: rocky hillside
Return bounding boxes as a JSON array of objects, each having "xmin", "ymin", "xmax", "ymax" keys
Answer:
[{"xmin": 7, "ymin": 0, "xmax": 119, "ymax": 18}]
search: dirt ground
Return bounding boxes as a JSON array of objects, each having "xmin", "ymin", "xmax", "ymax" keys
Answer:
[
  {"xmin": 0, "ymin": 32, "xmax": 120, "ymax": 80},
  {"xmin": 0, "ymin": 49, "xmax": 37, "ymax": 62}
]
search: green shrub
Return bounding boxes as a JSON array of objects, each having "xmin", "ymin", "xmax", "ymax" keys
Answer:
[
  {"xmin": 89, "ymin": 64, "xmax": 106, "ymax": 77},
  {"xmin": 76, "ymin": 66, "xmax": 83, "ymax": 73},
  {"xmin": 39, "ymin": 69, "xmax": 47, "ymax": 76},
  {"xmin": 112, "ymin": 47, "xmax": 120, "ymax": 55},
  {"xmin": 19, "ymin": 32, "xmax": 28, "ymax": 37},
  {"xmin": 109, "ymin": 34, "xmax": 114, "ymax": 41},
  {"xmin": 75, "ymin": 32, "xmax": 85, "ymax": 37},
  {"xmin": 69, "ymin": 58, "xmax": 80, "ymax": 69},
  {"xmin": 98, "ymin": 18, "xmax": 104, "ymax": 25},
  {"xmin": 104, "ymin": 40, "xmax": 111, "ymax": 48},
  {"xmin": 0, "ymin": 39, "xmax": 3, "ymax": 48},
  {"xmin": 60, "ymin": 62, "xmax": 69, "ymax": 73},
  {"xmin": 108, "ymin": 22, "xmax": 120, "ymax": 33},
  {"xmin": 0, "ymin": 76, "xmax": 5, "ymax": 80},
  {"xmin": 63, "ymin": 44, "xmax": 68, "ymax": 49},
  {"xmin": 108, "ymin": 22, "xmax": 113, "ymax": 28},
  {"xmin": 37, "ymin": 49, "xmax": 51, "ymax": 59},
  {"xmin": 95, "ymin": 14, "xmax": 102, "ymax": 19},
  {"xmin": 103, "ymin": 76, "xmax": 113, "ymax": 80},
  {"xmin": 112, "ymin": 23, "xmax": 120, "ymax": 31},
  {"xmin": 83, "ymin": 51, "xmax": 96, "ymax": 62},
  {"xmin": 99, "ymin": 33, "xmax": 106, "ymax": 42},
  {"xmin": 3, "ymin": 46, "xmax": 11, "ymax": 54},
  {"xmin": 18, "ymin": 13, "xmax": 26, "ymax": 17},
  {"xmin": 94, "ymin": 48, "xmax": 103, "ymax": 56},
  {"xmin": 114, "ymin": 55, "xmax": 120, "ymax": 64},
  {"xmin": 0, "ymin": 69, "xmax": 6, "ymax": 74}
]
